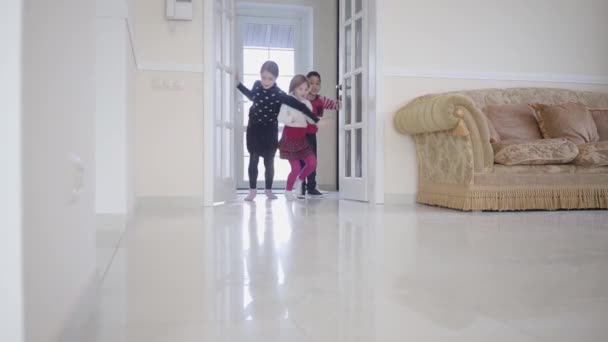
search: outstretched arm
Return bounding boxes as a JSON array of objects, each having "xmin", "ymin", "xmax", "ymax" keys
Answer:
[
  {"xmin": 279, "ymin": 93, "xmax": 319, "ymax": 123},
  {"xmin": 236, "ymin": 81, "xmax": 260, "ymax": 101},
  {"xmin": 322, "ymin": 96, "xmax": 340, "ymax": 110}
]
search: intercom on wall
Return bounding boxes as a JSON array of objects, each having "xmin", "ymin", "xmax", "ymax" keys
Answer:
[{"xmin": 166, "ymin": 0, "xmax": 193, "ymax": 20}]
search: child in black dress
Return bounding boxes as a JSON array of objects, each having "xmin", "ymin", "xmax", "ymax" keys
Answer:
[{"xmin": 236, "ymin": 61, "xmax": 319, "ymax": 201}]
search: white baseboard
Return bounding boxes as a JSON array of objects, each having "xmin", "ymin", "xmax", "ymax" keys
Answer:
[
  {"xmin": 136, "ymin": 196, "xmax": 203, "ymax": 209},
  {"xmin": 318, "ymin": 184, "xmax": 338, "ymax": 192},
  {"xmin": 384, "ymin": 193, "xmax": 417, "ymax": 205},
  {"xmin": 55, "ymin": 273, "xmax": 98, "ymax": 342}
]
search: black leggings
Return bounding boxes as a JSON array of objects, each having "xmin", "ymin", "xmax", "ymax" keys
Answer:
[{"xmin": 249, "ymin": 153, "xmax": 275, "ymax": 190}]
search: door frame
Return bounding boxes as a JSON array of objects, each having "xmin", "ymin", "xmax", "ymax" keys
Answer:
[
  {"xmin": 204, "ymin": 0, "xmax": 384, "ymax": 204},
  {"xmin": 1, "ymin": 1, "xmax": 24, "ymax": 340},
  {"xmin": 203, "ymin": 0, "xmax": 237, "ymax": 206},
  {"xmin": 235, "ymin": 3, "xmax": 313, "ymax": 190},
  {"xmin": 368, "ymin": 0, "xmax": 384, "ymax": 205}
]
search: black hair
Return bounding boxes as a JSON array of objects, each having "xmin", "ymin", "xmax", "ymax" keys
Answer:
[{"xmin": 307, "ymin": 71, "xmax": 321, "ymax": 81}]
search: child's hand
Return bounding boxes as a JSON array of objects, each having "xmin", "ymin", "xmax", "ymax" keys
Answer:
[
  {"xmin": 317, "ymin": 116, "xmax": 330, "ymax": 129},
  {"xmin": 234, "ymin": 69, "xmax": 242, "ymax": 83}
]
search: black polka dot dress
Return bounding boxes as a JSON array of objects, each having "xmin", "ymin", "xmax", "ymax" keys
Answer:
[{"xmin": 237, "ymin": 81, "xmax": 319, "ymax": 157}]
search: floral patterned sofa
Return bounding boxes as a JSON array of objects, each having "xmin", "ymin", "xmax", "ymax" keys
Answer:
[{"xmin": 394, "ymin": 88, "xmax": 608, "ymax": 211}]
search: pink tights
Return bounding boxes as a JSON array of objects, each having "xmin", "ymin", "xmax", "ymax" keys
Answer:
[{"xmin": 286, "ymin": 154, "xmax": 317, "ymax": 191}]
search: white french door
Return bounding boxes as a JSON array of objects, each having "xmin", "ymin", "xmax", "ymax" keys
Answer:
[
  {"xmin": 339, "ymin": 0, "xmax": 368, "ymax": 201},
  {"xmin": 204, "ymin": 0, "xmax": 237, "ymax": 205}
]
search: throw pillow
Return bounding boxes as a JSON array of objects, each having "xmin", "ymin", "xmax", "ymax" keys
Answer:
[
  {"xmin": 589, "ymin": 109, "xmax": 608, "ymax": 141},
  {"xmin": 492, "ymin": 139, "xmax": 579, "ymax": 166},
  {"xmin": 483, "ymin": 104, "xmax": 543, "ymax": 141},
  {"xmin": 573, "ymin": 141, "xmax": 608, "ymax": 167},
  {"xmin": 531, "ymin": 102, "xmax": 600, "ymax": 145}
]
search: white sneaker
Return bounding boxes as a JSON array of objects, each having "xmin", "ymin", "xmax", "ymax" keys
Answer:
[
  {"xmin": 293, "ymin": 178, "xmax": 304, "ymax": 195},
  {"xmin": 244, "ymin": 189, "xmax": 257, "ymax": 201},
  {"xmin": 284, "ymin": 190, "xmax": 297, "ymax": 201},
  {"xmin": 265, "ymin": 190, "xmax": 278, "ymax": 200}
]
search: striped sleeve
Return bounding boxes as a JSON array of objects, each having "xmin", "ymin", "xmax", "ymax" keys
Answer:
[{"xmin": 321, "ymin": 96, "xmax": 338, "ymax": 110}]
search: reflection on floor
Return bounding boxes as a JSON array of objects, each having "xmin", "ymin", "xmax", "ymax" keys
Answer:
[{"xmin": 93, "ymin": 196, "xmax": 608, "ymax": 342}]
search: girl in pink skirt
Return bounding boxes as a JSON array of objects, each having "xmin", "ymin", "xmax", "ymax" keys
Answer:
[{"xmin": 277, "ymin": 75, "xmax": 318, "ymax": 201}]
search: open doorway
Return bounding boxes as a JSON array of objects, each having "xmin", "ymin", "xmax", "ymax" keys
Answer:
[
  {"xmin": 235, "ymin": 2, "xmax": 342, "ymax": 194},
  {"xmin": 203, "ymin": 0, "xmax": 382, "ymax": 204},
  {"xmin": 235, "ymin": 4, "xmax": 315, "ymax": 190}
]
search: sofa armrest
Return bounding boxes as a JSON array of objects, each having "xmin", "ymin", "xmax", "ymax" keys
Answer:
[{"xmin": 394, "ymin": 94, "xmax": 494, "ymax": 173}]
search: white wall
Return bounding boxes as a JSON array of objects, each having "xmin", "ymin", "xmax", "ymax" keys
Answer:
[
  {"xmin": 0, "ymin": 1, "xmax": 24, "ymax": 341},
  {"xmin": 96, "ymin": 0, "xmax": 136, "ymax": 214},
  {"xmin": 135, "ymin": 0, "xmax": 205, "ymax": 199},
  {"xmin": 134, "ymin": 0, "xmax": 337, "ymax": 198},
  {"xmin": 21, "ymin": 1, "xmax": 97, "ymax": 341},
  {"xmin": 379, "ymin": 0, "xmax": 608, "ymax": 199}
]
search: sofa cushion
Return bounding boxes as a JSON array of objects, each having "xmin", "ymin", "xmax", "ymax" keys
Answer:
[
  {"xmin": 573, "ymin": 141, "xmax": 608, "ymax": 167},
  {"xmin": 531, "ymin": 103, "xmax": 600, "ymax": 145},
  {"xmin": 483, "ymin": 104, "xmax": 543, "ymax": 141},
  {"xmin": 492, "ymin": 139, "xmax": 579, "ymax": 166},
  {"xmin": 590, "ymin": 109, "xmax": 608, "ymax": 141}
]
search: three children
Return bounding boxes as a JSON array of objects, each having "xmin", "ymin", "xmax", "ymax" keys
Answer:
[
  {"xmin": 236, "ymin": 61, "xmax": 318, "ymax": 201},
  {"xmin": 237, "ymin": 61, "xmax": 339, "ymax": 201}
]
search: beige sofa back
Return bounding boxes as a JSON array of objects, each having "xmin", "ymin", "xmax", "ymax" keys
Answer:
[{"xmin": 419, "ymin": 88, "xmax": 608, "ymax": 110}]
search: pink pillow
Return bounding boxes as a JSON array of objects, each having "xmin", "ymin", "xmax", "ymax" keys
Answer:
[
  {"xmin": 590, "ymin": 109, "xmax": 608, "ymax": 141},
  {"xmin": 483, "ymin": 104, "xmax": 543, "ymax": 141},
  {"xmin": 531, "ymin": 103, "xmax": 600, "ymax": 145}
]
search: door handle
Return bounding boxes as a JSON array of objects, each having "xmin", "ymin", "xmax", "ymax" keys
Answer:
[{"xmin": 336, "ymin": 84, "xmax": 343, "ymax": 91}]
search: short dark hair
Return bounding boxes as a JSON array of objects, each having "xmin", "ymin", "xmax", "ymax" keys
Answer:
[
  {"xmin": 307, "ymin": 71, "xmax": 321, "ymax": 81},
  {"xmin": 289, "ymin": 74, "xmax": 309, "ymax": 93},
  {"xmin": 261, "ymin": 61, "xmax": 279, "ymax": 78}
]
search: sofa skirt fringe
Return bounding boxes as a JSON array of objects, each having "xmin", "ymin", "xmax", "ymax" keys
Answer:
[{"xmin": 417, "ymin": 185, "xmax": 608, "ymax": 211}]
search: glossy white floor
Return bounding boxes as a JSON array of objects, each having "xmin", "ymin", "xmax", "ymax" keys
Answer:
[{"xmin": 94, "ymin": 196, "xmax": 608, "ymax": 342}]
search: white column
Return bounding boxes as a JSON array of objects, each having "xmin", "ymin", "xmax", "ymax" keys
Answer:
[
  {"xmin": 95, "ymin": 0, "xmax": 136, "ymax": 214},
  {"xmin": 0, "ymin": 0, "xmax": 24, "ymax": 341}
]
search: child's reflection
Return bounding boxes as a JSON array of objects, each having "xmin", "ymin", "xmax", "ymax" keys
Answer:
[{"xmin": 243, "ymin": 201, "xmax": 288, "ymax": 320}]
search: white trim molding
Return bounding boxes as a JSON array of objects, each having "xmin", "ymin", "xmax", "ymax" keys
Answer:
[
  {"xmin": 202, "ymin": 0, "xmax": 216, "ymax": 206},
  {"xmin": 384, "ymin": 67, "xmax": 608, "ymax": 86},
  {"xmin": 369, "ymin": 0, "xmax": 384, "ymax": 205},
  {"xmin": 384, "ymin": 193, "xmax": 417, "ymax": 205}
]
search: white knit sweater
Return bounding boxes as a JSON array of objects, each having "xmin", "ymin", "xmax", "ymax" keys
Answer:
[{"xmin": 277, "ymin": 95, "xmax": 316, "ymax": 128}]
